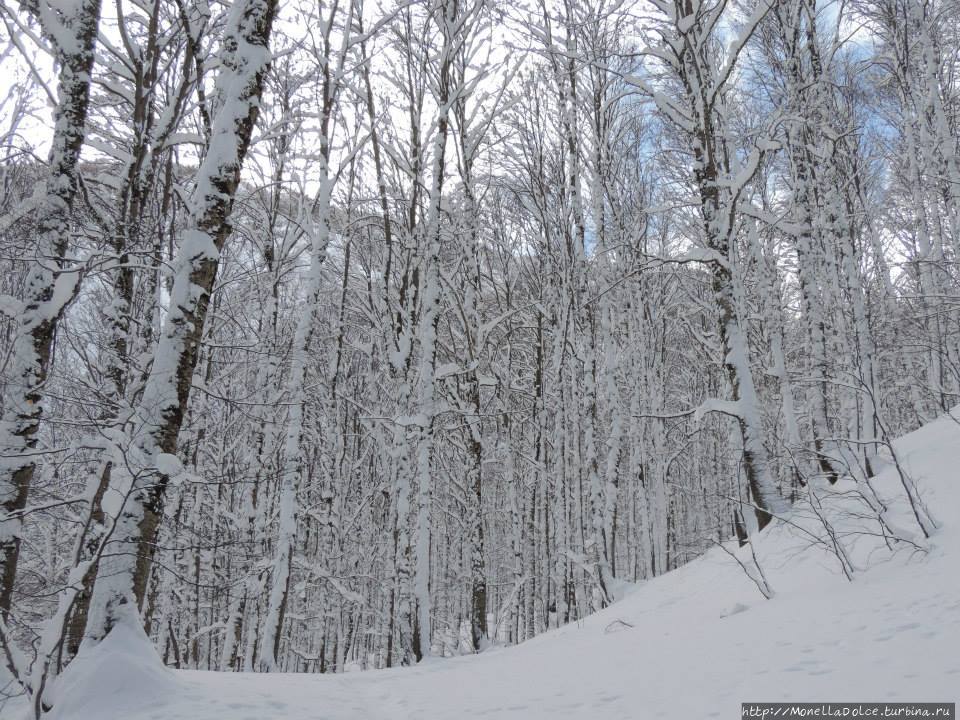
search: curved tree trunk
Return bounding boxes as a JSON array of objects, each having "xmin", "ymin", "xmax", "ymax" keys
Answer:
[{"xmin": 82, "ymin": 0, "xmax": 278, "ymax": 645}]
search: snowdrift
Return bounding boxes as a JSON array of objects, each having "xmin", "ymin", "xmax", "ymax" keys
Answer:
[
  {"xmin": 34, "ymin": 411, "xmax": 960, "ymax": 719},
  {"xmin": 45, "ymin": 606, "xmax": 179, "ymax": 720}
]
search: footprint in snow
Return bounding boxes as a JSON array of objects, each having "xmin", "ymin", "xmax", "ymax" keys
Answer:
[
  {"xmin": 720, "ymin": 602, "xmax": 750, "ymax": 617},
  {"xmin": 894, "ymin": 622, "xmax": 921, "ymax": 631}
]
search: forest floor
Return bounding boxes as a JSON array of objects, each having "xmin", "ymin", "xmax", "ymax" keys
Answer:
[{"xmin": 36, "ymin": 410, "xmax": 960, "ymax": 719}]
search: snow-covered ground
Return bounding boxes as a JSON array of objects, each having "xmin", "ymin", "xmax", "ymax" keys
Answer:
[{"xmin": 30, "ymin": 412, "xmax": 960, "ymax": 719}]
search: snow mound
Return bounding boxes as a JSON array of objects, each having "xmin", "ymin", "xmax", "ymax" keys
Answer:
[{"xmin": 47, "ymin": 605, "xmax": 180, "ymax": 720}]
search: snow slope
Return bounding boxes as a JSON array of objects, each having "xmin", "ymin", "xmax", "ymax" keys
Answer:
[{"xmin": 31, "ymin": 412, "xmax": 960, "ymax": 719}]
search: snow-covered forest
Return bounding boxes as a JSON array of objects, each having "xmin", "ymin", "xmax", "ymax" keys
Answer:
[{"xmin": 0, "ymin": 0, "xmax": 958, "ymax": 716}]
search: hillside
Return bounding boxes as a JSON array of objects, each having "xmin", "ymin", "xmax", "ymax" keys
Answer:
[{"xmin": 38, "ymin": 411, "xmax": 960, "ymax": 720}]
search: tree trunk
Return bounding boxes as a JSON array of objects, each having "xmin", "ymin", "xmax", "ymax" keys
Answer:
[{"xmin": 83, "ymin": 0, "xmax": 278, "ymax": 644}]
